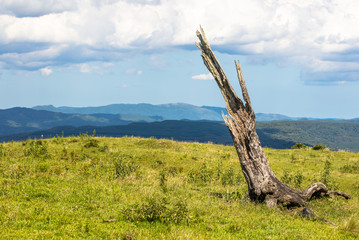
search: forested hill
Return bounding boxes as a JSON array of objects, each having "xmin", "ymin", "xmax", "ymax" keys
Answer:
[
  {"xmin": 257, "ymin": 119, "xmax": 359, "ymax": 152},
  {"xmin": 2, "ymin": 119, "xmax": 359, "ymax": 152},
  {"xmin": 0, "ymin": 107, "xmax": 162, "ymax": 136},
  {"xmin": 32, "ymin": 103, "xmax": 223, "ymax": 121}
]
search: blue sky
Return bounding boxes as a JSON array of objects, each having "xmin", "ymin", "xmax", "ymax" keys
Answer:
[{"xmin": 0, "ymin": 0, "xmax": 359, "ymax": 118}]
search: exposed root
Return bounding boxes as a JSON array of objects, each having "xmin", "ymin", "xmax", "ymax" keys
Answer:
[
  {"xmin": 261, "ymin": 181, "xmax": 350, "ymax": 208},
  {"xmin": 299, "ymin": 182, "xmax": 351, "ymax": 201},
  {"xmin": 299, "ymin": 182, "xmax": 328, "ymax": 201},
  {"xmin": 326, "ymin": 190, "xmax": 351, "ymax": 199}
]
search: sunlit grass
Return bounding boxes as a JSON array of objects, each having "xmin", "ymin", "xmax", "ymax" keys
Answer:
[{"xmin": 0, "ymin": 135, "xmax": 358, "ymax": 239}]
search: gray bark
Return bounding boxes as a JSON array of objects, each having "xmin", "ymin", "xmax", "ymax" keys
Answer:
[{"xmin": 196, "ymin": 27, "xmax": 350, "ymax": 207}]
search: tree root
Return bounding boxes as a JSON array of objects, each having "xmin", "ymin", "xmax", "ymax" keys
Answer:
[
  {"xmin": 326, "ymin": 190, "xmax": 351, "ymax": 199},
  {"xmin": 262, "ymin": 181, "xmax": 351, "ymax": 208},
  {"xmin": 299, "ymin": 182, "xmax": 351, "ymax": 201}
]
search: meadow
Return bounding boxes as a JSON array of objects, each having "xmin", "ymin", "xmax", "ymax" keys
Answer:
[{"xmin": 0, "ymin": 135, "xmax": 358, "ymax": 239}]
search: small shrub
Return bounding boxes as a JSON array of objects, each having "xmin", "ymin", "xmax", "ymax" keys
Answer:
[
  {"xmin": 84, "ymin": 139, "xmax": 99, "ymax": 148},
  {"xmin": 199, "ymin": 163, "xmax": 212, "ymax": 183},
  {"xmin": 281, "ymin": 169, "xmax": 293, "ymax": 185},
  {"xmin": 281, "ymin": 170, "xmax": 305, "ymax": 188},
  {"xmin": 221, "ymin": 167, "xmax": 235, "ymax": 186},
  {"xmin": 114, "ymin": 156, "xmax": 137, "ymax": 179},
  {"xmin": 121, "ymin": 196, "xmax": 189, "ymax": 224},
  {"xmin": 167, "ymin": 200, "xmax": 189, "ymax": 224},
  {"xmin": 293, "ymin": 172, "xmax": 304, "ymax": 188},
  {"xmin": 312, "ymin": 144, "xmax": 326, "ymax": 150},
  {"xmin": 211, "ymin": 191, "xmax": 242, "ymax": 202},
  {"xmin": 292, "ymin": 143, "xmax": 307, "ymax": 149},
  {"xmin": 24, "ymin": 139, "xmax": 49, "ymax": 159},
  {"xmin": 188, "ymin": 163, "xmax": 213, "ymax": 184},
  {"xmin": 122, "ymin": 197, "xmax": 167, "ymax": 223}
]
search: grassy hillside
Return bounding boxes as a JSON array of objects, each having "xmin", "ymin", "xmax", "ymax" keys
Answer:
[{"xmin": 0, "ymin": 136, "xmax": 358, "ymax": 239}]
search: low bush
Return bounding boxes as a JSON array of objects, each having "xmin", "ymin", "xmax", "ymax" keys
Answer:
[
  {"xmin": 187, "ymin": 163, "xmax": 213, "ymax": 184},
  {"xmin": 121, "ymin": 196, "xmax": 189, "ymax": 224},
  {"xmin": 84, "ymin": 139, "xmax": 99, "ymax": 148},
  {"xmin": 291, "ymin": 143, "xmax": 308, "ymax": 149},
  {"xmin": 281, "ymin": 170, "xmax": 305, "ymax": 188},
  {"xmin": 114, "ymin": 155, "xmax": 137, "ymax": 178},
  {"xmin": 23, "ymin": 139, "xmax": 49, "ymax": 159},
  {"xmin": 312, "ymin": 144, "xmax": 326, "ymax": 150}
]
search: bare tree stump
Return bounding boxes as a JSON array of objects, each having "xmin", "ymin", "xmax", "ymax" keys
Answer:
[{"xmin": 195, "ymin": 27, "xmax": 350, "ymax": 208}]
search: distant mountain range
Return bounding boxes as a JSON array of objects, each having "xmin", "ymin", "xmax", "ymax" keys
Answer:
[
  {"xmin": 1, "ymin": 103, "xmax": 358, "ymax": 152},
  {"xmin": 32, "ymin": 103, "xmax": 302, "ymax": 122},
  {"xmin": 0, "ymin": 107, "xmax": 162, "ymax": 136},
  {"xmin": 33, "ymin": 103, "xmax": 224, "ymax": 121},
  {"xmin": 0, "ymin": 103, "xmax": 308, "ymax": 136}
]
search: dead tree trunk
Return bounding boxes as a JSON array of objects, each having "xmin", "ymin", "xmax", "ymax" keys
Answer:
[{"xmin": 196, "ymin": 27, "xmax": 350, "ymax": 207}]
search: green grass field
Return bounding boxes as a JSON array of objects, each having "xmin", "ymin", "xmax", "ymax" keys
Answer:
[{"xmin": 0, "ymin": 135, "xmax": 358, "ymax": 239}]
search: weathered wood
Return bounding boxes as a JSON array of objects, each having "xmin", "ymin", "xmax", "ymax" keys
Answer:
[{"xmin": 196, "ymin": 27, "xmax": 350, "ymax": 207}]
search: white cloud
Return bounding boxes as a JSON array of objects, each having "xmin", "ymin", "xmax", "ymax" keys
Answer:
[
  {"xmin": 125, "ymin": 68, "xmax": 143, "ymax": 75},
  {"xmin": 192, "ymin": 73, "xmax": 214, "ymax": 80},
  {"xmin": 1, "ymin": 0, "xmax": 359, "ymax": 83},
  {"xmin": 40, "ymin": 67, "xmax": 52, "ymax": 76}
]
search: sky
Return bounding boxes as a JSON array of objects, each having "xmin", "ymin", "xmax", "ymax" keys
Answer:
[{"xmin": 0, "ymin": 0, "xmax": 359, "ymax": 119}]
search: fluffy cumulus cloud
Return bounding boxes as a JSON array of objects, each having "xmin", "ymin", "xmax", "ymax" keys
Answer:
[
  {"xmin": 1, "ymin": 0, "xmax": 359, "ymax": 83},
  {"xmin": 192, "ymin": 73, "xmax": 214, "ymax": 80}
]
